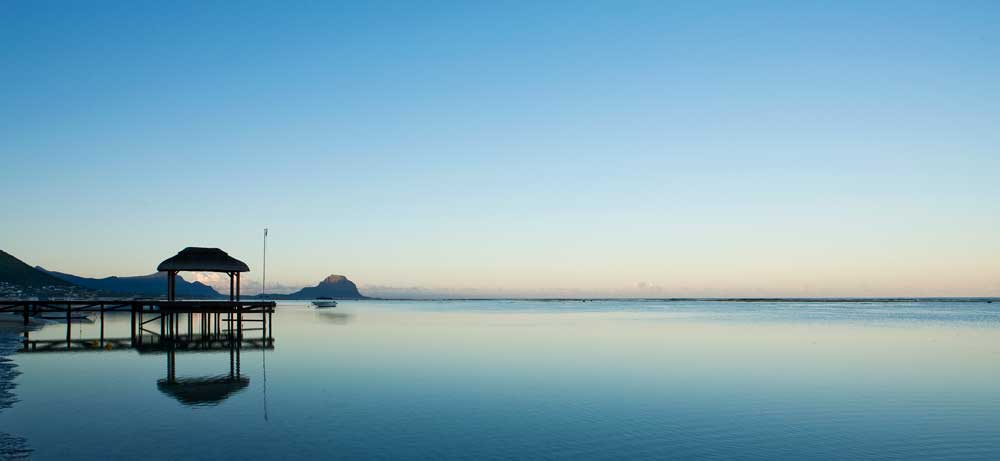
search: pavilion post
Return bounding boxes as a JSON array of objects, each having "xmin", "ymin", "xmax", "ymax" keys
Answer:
[
  {"xmin": 236, "ymin": 272, "xmax": 241, "ymax": 301},
  {"xmin": 229, "ymin": 272, "xmax": 234, "ymax": 302},
  {"xmin": 167, "ymin": 270, "xmax": 177, "ymax": 301}
]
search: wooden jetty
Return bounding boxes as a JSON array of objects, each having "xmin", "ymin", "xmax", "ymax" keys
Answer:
[
  {"xmin": 2, "ymin": 246, "xmax": 275, "ymax": 350},
  {"xmin": 2, "ymin": 300, "xmax": 275, "ymax": 351},
  {"xmin": 5, "ymin": 302, "xmax": 276, "ymax": 406},
  {"xmin": 1, "ymin": 247, "xmax": 278, "ymax": 406}
]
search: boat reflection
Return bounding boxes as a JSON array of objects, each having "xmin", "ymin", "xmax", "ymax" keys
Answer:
[{"xmin": 316, "ymin": 311, "xmax": 353, "ymax": 325}]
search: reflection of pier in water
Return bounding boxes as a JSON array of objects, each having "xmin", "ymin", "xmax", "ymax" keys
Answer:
[{"xmin": 5, "ymin": 300, "xmax": 276, "ymax": 406}]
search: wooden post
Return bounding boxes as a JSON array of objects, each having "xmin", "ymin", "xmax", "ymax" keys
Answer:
[
  {"xmin": 229, "ymin": 272, "xmax": 234, "ymax": 302},
  {"xmin": 100, "ymin": 305, "xmax": 105, "ymax": 346},
  {"xmin": 236, "ymin": 272, "xmax": 241, "ymax": 301},
  {"xmin": 66, "ymin": 303, "xmax": 71, "ymax": 347},
  {"xmin": 131, "ymin": 305, "xmax": 137, "ymax": 346}
]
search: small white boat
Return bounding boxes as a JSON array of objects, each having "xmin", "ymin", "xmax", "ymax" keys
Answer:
[{"xmin": 312, "ymin": 299, "xmax": 338, "ymax": 308}]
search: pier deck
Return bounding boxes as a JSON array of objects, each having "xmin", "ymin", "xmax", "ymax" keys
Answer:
[
  {"xmin": 1, "ymin": 299, "xmax": 276, "ymax": 353},
  {"xmin": 0, "ymin": 299, "xmax": 275, "ymax": 318}
]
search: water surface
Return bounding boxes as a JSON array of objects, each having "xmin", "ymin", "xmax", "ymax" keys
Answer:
[{"xmin": 2, "ymin": 300, "xmax": 1000, "ymax": 459}]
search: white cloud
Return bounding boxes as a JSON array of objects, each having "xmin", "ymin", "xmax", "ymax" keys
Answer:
[{"xmin": 184, "ymin": 271, "xmax": 300, "ymax": 295}]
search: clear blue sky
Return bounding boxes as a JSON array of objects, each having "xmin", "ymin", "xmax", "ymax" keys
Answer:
[{"xmin": 2, "ymin": 1, "xmax": 999, "ymax": 297}]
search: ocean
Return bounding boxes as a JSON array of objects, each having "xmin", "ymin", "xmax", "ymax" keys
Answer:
[{"xmin": 2, "ymin": 299, "xmax": 1000, "ymax": 459}]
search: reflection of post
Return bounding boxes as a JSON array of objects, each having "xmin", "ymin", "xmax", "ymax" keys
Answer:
[
  {"xmin": 167, "ymin": 349, "xmax": 176, "ymax": 384},
  {"xmin": 236, "ymin": 339, "xmax": 241, "ymax": 375},
  {"xmin": 100, "ymin": 305, "xmax": 105, "ymax": 346}
]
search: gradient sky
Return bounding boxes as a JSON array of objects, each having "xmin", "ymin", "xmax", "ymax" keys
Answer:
[{"xmin": 2, "ymin": 1, "xmax": 999, "ymax": 297}]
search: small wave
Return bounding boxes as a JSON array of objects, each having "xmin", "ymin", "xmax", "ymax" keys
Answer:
[{"xmin": 0, "ymin": 329, "xmax": 32, "ymax": 459}]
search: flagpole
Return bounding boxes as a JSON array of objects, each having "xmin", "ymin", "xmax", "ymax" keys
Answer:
[{"xmin": 263, "ymin": 228, "xmax": 268, "ymax": 298}]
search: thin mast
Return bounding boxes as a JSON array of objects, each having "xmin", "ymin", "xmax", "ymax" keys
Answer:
[{"xmin": 263, "ymin": 228, "xmax": 268, "ymax": 297}]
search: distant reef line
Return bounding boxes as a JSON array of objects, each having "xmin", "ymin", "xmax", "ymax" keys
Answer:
[{"xmin": 353, "ymin": 297, "xmax": 998, "ymax": 303}]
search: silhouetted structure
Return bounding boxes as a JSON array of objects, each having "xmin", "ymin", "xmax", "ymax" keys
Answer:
[
  {"xmin": 157, "ymin": 376, "xmax": 250, "ymax": 406},
  {"xmin": 0, "ymin": 246, "xmax": 275, "ymax": 407},
  {"xmin": 14, "ymin": 308, "xmax": 273, "ymax": 406},
  {"xmin": 157, "ymin": 247, "xmax": 250, "ymax": 301}
]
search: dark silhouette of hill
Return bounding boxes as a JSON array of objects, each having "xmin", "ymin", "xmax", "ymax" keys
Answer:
[
  {"xmin": 266, "ymin": 275, "xmax": 366, "ymax": 299},
  {"xmin": 0, "ymin": 250, "xmax": 74, "ymax": 288},
  {"xmin": 38, "ymin": 268, "xmax": 222, "ymax": 299}
]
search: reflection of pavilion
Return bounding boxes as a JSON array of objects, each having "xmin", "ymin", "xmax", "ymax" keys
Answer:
[
  {"xmin": 146, "ymin": 311, "xmax": 271, "ymax": 406},
  {"xmin": 157, "ymin": 376, "xmax": 250, "ymax": 406},
  {"xmin": 18, "ymin": 310, "xmax": 274, "ymax": 406},
  {"xmin": 155, "ymin": 318, "xmax": 255, "ymax": 406},
  {"xmin": 11, "ymin": 247, "xmax": 276, "ymax": 406}
]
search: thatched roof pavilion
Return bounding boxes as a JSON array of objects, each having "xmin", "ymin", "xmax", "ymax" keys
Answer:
[{"xmin": 157, "ymin": 247, "xmax": 250, "ymax": 301}]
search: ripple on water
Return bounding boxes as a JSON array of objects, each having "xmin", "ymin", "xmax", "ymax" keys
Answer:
[{"xmin": 0, "ymin": 330, "xmax": 32, "ymax": 460}]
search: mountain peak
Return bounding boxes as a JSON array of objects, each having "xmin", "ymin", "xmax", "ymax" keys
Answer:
[
  {"xmin": 282, "ymin": 274, "xmax": 365, "ymax": 299},
  {"xmin": 321, "ymin": 274, "xmax": 347, "ymax": 284}
]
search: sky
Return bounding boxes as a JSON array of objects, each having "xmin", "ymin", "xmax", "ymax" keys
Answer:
[{"xmin": 2, "ymin": 1, "xmax": 999, "ymax": 297}]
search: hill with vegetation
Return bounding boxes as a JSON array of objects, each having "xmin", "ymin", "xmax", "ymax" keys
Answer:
[
  {"xmin": 38, "ymin": 268, "xmax": 223, "ymax": 299},
  {"xmin": 0, "ymin": 250, "xmax": 75, "ymax": 288}
]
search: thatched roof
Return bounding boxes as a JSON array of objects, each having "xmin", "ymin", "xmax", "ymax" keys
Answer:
[{"xmin": 156, "ymin": 247, "xmax": 249, "ymax": 273}]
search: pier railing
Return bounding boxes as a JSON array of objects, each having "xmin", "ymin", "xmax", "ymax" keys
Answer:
[{"xmin": 1, "ymin": 299, "xmax": 275, "ymax": 352}]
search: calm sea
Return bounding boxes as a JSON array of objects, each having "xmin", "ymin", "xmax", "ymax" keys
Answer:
[{"xmin": 2, "ymin": 299, "xmax": 1000, "ymax": 459}]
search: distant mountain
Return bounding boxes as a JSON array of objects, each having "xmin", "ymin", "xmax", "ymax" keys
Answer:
[
  {"xmin": 38, "ymin": 268, "xmax": 223, "ymax": 299},
  {"xmin": 0, "ymin": 250, "xmax": 74, "ymax": 288},
  {"xmin": 270, "ymin": 275, "xmax": 366, "ymax": 299}
]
